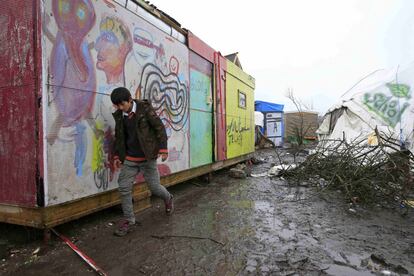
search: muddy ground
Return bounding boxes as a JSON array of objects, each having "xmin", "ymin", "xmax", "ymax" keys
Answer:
[{"xmin": 0, "ymin": 149, "xmax": 413, "ymax": 276}]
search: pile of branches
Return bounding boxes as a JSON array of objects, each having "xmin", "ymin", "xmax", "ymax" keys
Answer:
[{"xmin": 284, "ymin": 130, "xmax": 414, "ymax": 205}]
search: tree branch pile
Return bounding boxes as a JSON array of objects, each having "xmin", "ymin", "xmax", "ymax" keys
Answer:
[{"xmin": 284, "ymin": 130, "xmax": 414, "ymax": 205}]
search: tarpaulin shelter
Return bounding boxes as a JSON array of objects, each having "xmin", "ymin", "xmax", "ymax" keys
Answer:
[{"xmin": 255, "ymin": 101, "xmax": 284, "ymax": 146}]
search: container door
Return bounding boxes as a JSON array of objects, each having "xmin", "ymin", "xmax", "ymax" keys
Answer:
[{"xmin": 189, "ymin": 51, "xmax": 213, "ymax": 168}]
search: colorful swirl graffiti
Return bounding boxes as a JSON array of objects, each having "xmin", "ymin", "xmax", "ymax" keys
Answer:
[{"xmin": 137, "ymin": 63, "xmax": 189, "ymax": 131}]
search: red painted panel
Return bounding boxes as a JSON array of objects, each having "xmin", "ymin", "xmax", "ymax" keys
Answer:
[
  {"xmin": 0, "ymin": 0, "xmax": 38, "ymax": 206},
  {"xmin": 214, "ymin": 52, "xmax": 227, "ymax": 161},
  {"xmin": 189, "ymin": 50, "xmax": 212, "ymax": 76},
  {"xmin": 34, "ymin": 0, "xmax": 44, "ymax": 189},
  {"xmin": 188, "ymin": 31, "xmax": 215, "ymax": 63}
]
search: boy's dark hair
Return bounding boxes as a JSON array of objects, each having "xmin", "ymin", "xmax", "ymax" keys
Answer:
[{"xmin": 111, "ymin": 87, "xmax": 132, "ymax": 105}]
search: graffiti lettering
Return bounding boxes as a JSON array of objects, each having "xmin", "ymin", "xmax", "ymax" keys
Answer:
[
  {"xmin": 227, "ymin": 118, "xmax": 250, "ymax": 145},
  {"xmin": 363, "ymin": 83, "xmax": 411, "ymax": 128}
]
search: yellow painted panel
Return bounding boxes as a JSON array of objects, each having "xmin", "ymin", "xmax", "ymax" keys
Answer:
[{"xmin": 225, "ymin": 61, "xmax": 255, "ymax": 159}]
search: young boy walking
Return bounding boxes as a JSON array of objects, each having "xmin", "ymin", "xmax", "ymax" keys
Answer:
[{"xmin": 110, "ymin": 87, "xmax": 173, "ymax": 236}]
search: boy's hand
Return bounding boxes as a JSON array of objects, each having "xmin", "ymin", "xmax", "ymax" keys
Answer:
[
  {"xmin": 113, "ymin": 159, "xmax": 122, "ymax": 169},
  {"xmin": 159, "ymin": 153, "xmax": 168, "ymax": 162}
]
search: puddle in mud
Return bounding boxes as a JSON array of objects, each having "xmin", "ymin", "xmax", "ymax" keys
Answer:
[
  {"xmin": 1, "ymin": 149, "xmax": 413, "ymax": 275},
  {"xmin": 325, "ymin": 264, "xmax": 374, "ymax": 276}
]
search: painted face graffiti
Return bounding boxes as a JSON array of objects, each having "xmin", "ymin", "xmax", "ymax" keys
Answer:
[
  {"xmin": 53, "ymin": 0, "xmax": 96, "ymax": 82},
  {"xmin": 131, "ymin": 27, "xmax": 166, "ymax": 68},
  {"xmin": 169, "ymin": 56, "xmax": 179, "ymax": 75},
  {"xmin": 95, "ymin": 16, "xmax": 132, "ymax": 84}
]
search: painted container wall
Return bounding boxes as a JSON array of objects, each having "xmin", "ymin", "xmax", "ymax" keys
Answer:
[
  {"xmin": 225, "ymin": 61, "xmax": 255, "ymax": 159},
  {"xmin": 187, "ymin": 32, "xmax": 227, "ymax": 162},
  {"xmin": 42, "ymin": 0, "xmax": 190, "ymax": 205},
  {"xmin": 0, "ymin": 0, "xmax": 39, "ymax": 206},
  {"xmin": 189, "ymin": 51, "xmax": 213, "ymax": 168}
]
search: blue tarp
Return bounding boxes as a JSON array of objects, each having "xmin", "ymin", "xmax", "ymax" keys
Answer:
[{"xmin": 255, "ymin": 101, "xmax": 284, "ymax": 113}]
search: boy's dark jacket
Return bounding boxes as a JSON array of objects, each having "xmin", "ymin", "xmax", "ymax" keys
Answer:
[{"xmin": 112, "ymin": 99, "xmax": 168, "ymax": 162}]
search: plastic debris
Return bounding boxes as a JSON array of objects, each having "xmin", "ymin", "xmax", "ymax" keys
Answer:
[
  {"xmin": 250, "ymin": 172, "xmax": 267, "ymax": 178},
  {"xmin": 32, "ymin": 247, "xmax": 40, "ymax": 255},
  {"xmin": 229, "ymin": 168, "xmax": 246, "ymax": 179},
  {"xmin": 268, "ymin": 164, "xmax": 297, "ymax": 177},
  {"xmin": 348, "ymin": 208, "xmax": 357, "ymax": 214}
]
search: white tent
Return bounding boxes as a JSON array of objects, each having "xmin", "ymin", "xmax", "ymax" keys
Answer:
[
  {"xmin": 255, "ymin": 111, "xmax": 264, "ymax": 127},
  {"xmin": 317, "ymin": 62, "xmax": 414, "ymax": 153}
]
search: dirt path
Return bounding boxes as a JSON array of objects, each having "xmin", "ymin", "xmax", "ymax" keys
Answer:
[{"xmin": 1, "ymin": 149, "xmax": 413, "ymax": 275}]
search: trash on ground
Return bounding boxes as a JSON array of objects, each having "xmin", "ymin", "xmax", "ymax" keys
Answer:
[
  {"xmin": 229, "ymin": 168, "xmax": 246, "ymax": 179},
  {"xmin": 268, "ymin": 164, "xmax": 297, "ymax": 177},
  {"xmin": 32, "ymin": 247, "xmax": 40, "ymax": 255},
  {"xmin": 51, "ymin": 228, "xmax": 108, "ymax": 276},
  {"xmin": 250, "ymin": 172, "xmax": 268, "ymax": 178},
  {"xmin": 229, "ymin": 163, "xmax": 250, "ymax": 179}
]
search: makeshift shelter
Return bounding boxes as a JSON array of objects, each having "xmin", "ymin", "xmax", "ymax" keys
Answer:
[
  {"xmin": 284, "ymin": 111, "xmax": 319, "ymax": 143},
  {"xmin": 0, "ymin": 0, "xmax": 256, "ymax": 230},
  {"xmin": 317, "ymin": 63, "xmax": 414, "ymax": 153},
  {"xmin": 255, "ymin": 101, "xmax": 284, "ymax": 146}
]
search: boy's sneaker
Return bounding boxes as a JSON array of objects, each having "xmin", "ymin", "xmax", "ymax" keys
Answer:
[
  {"xmin": 165, "ymin": 195, "xmax": 174, "ymax": 215},
  {"xmin": 114, "ymin": 219, "xmax": 135, "ymax": 237}
]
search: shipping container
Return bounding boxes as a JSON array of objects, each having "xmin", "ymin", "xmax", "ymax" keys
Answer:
[{"xmin": 0, "ymin": 0, "xmax": 255, "ymax": 229}]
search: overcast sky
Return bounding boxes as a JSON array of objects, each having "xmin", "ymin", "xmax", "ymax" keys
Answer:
[{"xmin": 154, "ymin": 0, "xmax": 414, "ymax": 113}]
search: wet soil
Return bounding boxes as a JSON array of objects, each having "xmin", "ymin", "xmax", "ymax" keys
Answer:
[{"xmin": 1, "ymin": 149, "xmax": 413, "ymax": 275}]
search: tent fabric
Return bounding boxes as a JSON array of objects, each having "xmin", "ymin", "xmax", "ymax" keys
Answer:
[
  {"xmin": 255, "ymin": 101, "xmax": 284, "ymax": 113},
  {"xmin": 255, "ymin": 111, "xmax": 264, "ymax": 126},
  {"xmin": 317, "ymin": 62, "xmax": 414, "ymax": 153}
]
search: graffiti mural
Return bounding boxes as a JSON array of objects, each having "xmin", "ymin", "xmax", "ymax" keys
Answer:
[
  {"xmin": 95, "ymin": 16, "xmax": 132, "ymax": 85},
  {"xmin": 137, "ymin": 63, "xmax": 189, "ymax": 131},
  {"xmin": 92, "ymin": 15, "xmax": 132, "ymax": 190},
  {"xmin": 363, "ymin": 83, "xmax": 411, "ymax": 128},
  {"xmin": 46, "ymin": 0, "xmax": 96, "ymax": 177},
  {"xmin": 131, "ymin": 27, "xmax": 164, "ymax": 66},
  {"xmin": 44, "ymin": 0, "xmax": 190, "ymax": 205},
  {"xmin": 136, "ymin": 62, "xmax": 189, "ymax": 171}
]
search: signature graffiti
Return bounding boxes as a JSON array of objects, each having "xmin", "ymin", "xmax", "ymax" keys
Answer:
[
  {"xmin": 227, "ymin": 118, "xmax": 250, "ymax": 145},
  {"xmin": 363, "ymin": 83, "xmax": 411, "ymax": 128},
  {"xmin": 136, "ymin": 63, "xmax": 189, "ymax": 131}
]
